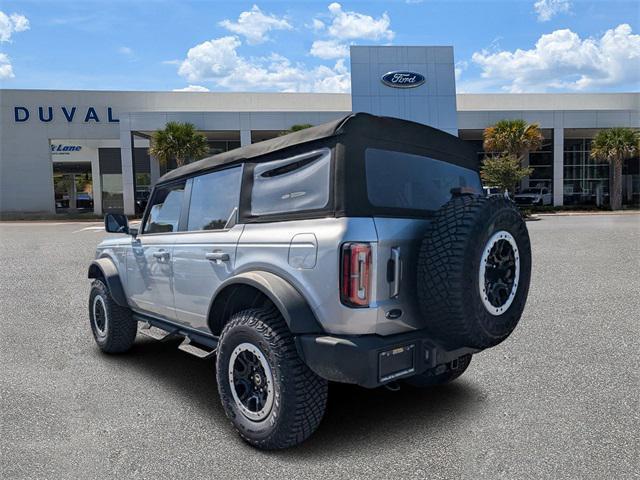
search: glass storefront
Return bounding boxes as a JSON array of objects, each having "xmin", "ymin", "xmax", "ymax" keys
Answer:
[
  {"xmin": 460, "ymin": 132, "xmax": 554, "ymax": 194},
  {"xmin": 563, "ymin": 138, "xmax": 609, "ymax": 206},
  {"xmin": 52, "ymin": 162, "xmax": 94, "ymax": 213},
  {"xmin": 528, "ymin": 135, "xmax": 553, "ymax": 189}
]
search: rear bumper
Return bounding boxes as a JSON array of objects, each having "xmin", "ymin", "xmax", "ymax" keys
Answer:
[{"xmin": 295, "ymin": 329, "xmax": 478, "ymax": 388}]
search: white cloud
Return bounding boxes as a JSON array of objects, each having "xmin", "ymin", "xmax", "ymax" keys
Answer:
[
  {"xmin": 173, "ymin": 85, "xmax": 210, "ymax": 92},
  {"xmin": 0, "ymin": 11, "xmax": 29, "ymax": 42},
  {"xmin": 311, "ymin": 18, "xmax": 325, "ymax": 32},
  {"xmin": 308, "ymin": 3, "xmax": 394, "ymax": 59},
  {"xmin": 118, "ymin": 46, "xmax": 134, "ymax": 56},
  {"xmin": 177, "ymin": 35, "xmax": 350, "ymax": 93},
  {"xmin": 310, "ymin": 39, "xmax": 349, "ymax": 59},
  {"xmin": 533, "ymin": 0, "xmax": 571, "ymax": 22},
  {"xmin": 324, "ymin": 3, "xmax": 393, "ymax": 41},
  {"xmin": 471, "ymin": 24, "xmax": 640, "ymax": 92},
  {"xmin": 219, "ymin": 5, "xmax": 292, "ymax": 45},
  {"xmin": 0, "ymin": 52, "xmax": 14, "ymax": 79}
]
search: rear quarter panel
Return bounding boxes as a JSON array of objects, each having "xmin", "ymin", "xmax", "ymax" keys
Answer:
[{"xmin": 236, "ymin": 217, "xmax": 382, "ymax": 335}]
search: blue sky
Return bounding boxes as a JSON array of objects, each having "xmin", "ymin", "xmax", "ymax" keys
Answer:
[{"xmin": 0, "ymin": 0, "xmax": 638, "ymax": 93}]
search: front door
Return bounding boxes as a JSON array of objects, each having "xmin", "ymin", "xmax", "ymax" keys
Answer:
[
  {"xmin": 126, "ymin": 181, "xmax": 186, "ymax": 320},
  {"xmin": 171, "ymin": 166, "xmax": 243, "ymax": 330}
]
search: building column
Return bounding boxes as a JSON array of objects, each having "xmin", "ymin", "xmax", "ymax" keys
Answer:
[
  {"xmin": 553, "ymin": 127, "xmax": 564, "ymax": 206},
  {"xmin": 91, "ymin": 150, "xmax": 103, "ymax": 215},
  {"xmin": 240, "ymin": 129, "xmax": 251, "ymax": 147},
  {"xmin": 149, "ymin": 155, "xmax": 160, "ymax": 186},
  {"xmin": 120, "ymin": 129, "xmax": 136, "ymax": 215}
]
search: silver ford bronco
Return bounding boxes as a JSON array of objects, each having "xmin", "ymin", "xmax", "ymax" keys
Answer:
[{"xmin": 88, "ymin": 113, "xmax": 531, "ymax": 449}]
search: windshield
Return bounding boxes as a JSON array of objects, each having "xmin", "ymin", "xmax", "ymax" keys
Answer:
[{"xmin": 365, "ymin": 148, "xmax": 482, "ymax": 212}]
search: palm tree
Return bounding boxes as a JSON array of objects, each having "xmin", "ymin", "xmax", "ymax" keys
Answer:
[
  {"xmin": 483, "ymin": 119, "xmax": 544, "ymax": 161},
  {"xmin": 480, "ymin": 119, "xmax": 544, "ymax": 195},
  {"xmin": 590, "ymin": 128, "xmax": 639, "ymax": 210},
  {"xmin": 149, "ymin": 122, "xmax": 209, "ymax": 169}
]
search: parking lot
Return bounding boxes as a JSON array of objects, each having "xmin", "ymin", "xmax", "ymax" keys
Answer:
[{"xmin": 1, "ymin": 214, "xmax": 638, "ymax": 479}]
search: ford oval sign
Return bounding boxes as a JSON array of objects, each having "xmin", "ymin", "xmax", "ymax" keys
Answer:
[{"xmin": 381, "ymin": 71, "xmax": 425, "ymax": 89}]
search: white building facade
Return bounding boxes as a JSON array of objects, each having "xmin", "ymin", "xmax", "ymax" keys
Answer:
[{"xmin": 1, "ymin": 46, "xmax": 638, "ymax": 215}]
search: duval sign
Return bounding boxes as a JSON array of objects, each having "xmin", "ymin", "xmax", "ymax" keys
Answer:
[
  {"xmin": 381, "ymin": 71, "xmax": 426, "ymax": 88},
  {"xmin": 13, "ymin": 106, "xmax": 119, "ymax": 123}
]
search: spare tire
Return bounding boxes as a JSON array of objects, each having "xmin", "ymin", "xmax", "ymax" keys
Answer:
[{"xmin": 417, "ymin": 194, "xmax": 531, "ymax": 349}]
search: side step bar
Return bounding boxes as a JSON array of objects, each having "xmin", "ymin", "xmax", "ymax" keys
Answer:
[
  {"xmin": 178, "ymin": 337, "xmax": 216, "ymax": 359},
  {"xmin": 139, "ymin": 322, "xmax": 179, "ymax": 341},
  {"xmin": 133, "ymin": 314, "xmax": 218, "ymax": 359}
]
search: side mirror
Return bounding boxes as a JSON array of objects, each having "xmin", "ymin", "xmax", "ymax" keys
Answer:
[{"xmin": 105, "ymin": 213, "xmax": 130, "ymax": 234}]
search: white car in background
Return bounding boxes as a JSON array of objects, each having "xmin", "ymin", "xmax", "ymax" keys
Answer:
[
  {"xmin": 514, "ymin": 187, "xmax": 552, "ymax": 206},
  {"xmin": 483, "ymin": 186, "xmax": 502, "ymax": 197}
]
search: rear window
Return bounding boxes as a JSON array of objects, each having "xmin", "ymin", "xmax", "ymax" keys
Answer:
[
  {"xmin": 251, "ymin": 148, "xmax": 331, "ymax": 216},
  {"xmin": 365, "ymin": 148, "xmax": 481, "ymax": 211}
]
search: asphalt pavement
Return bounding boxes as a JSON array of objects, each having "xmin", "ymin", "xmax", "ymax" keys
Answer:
[{"xmin": 1, "ymin": 215, "xmax": 638, "ymax": 479}]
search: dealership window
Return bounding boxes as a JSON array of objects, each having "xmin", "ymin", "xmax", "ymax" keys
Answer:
[
  {"xmin": 460, "ymin": 129, "xmax": 554, "ymax": 194},
  {"xmin": 563, "ymin": 138, "xmax": 610, "ymax": 206},
  {"xmin": 528, "ymin": 135, "xmax": 553, "ymax": 190},
  {"xmin": 53, "ymin": 164, "xmax": 93, "ymax": 213}
]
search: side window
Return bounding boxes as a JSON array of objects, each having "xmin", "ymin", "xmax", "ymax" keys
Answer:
[
  {"xmin": 143, "ymin": 182, "xmax": 186, "ymax": 234},
  {"xmin": 251, "ymin": 148, "xmax": 331, "ymax": 216},
  {"xmin": 187, "ymin": 166, "xmax": 242, "ymax": 231}
]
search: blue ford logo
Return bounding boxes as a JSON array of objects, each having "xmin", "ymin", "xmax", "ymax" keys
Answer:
[{"xmin": 381, "ymin": 71, "xmax": 425, "ymax": 88}]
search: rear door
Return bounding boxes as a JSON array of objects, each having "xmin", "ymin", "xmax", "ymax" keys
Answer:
[
  {"xmin": 172, "ymin": 166, "xmax": 243, "ymax": 330},
  {"xmin": 126, "ymin": 181, "xmax": 186, "ymax": 320}
]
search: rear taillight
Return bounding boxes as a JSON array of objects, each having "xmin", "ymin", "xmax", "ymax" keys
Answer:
[{"xmin": 340, "ymin": 242, "xmax": 372, "ymax": 307}]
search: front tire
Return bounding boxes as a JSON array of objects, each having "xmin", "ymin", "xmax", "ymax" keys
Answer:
[
  {"xmin": 88, "ymin": 279, "xmax": 137, "ymax": 353},
  {"xmin": 216, "ymin": 307, "xmax": 328, "ymax": 449}
]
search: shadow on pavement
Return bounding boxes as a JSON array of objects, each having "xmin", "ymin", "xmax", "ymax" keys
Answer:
[{"xmin": 105, "ymin": 336, "xmax": 482, "ymax": 455}]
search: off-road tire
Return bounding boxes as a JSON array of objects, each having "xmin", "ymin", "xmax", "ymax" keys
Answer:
[
  {"xmin": 417, "ymin": 195, "xmax": 532, "ymax": 349},
  {"xmin": 216, "ymin": 307, "xmax": 328, "ymax": 449},
  {"xmin": 404, "ymin": 354, "xmax": 472, "ymax": 388},
  {"xmin": 88, "ymin": 279, "xmax": 137, "ymax": 353}
]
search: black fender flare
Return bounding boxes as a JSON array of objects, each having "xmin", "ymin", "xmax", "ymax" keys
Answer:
[
  {"xmin": 87, "ymin": 258, "xmax": 128, "ymax": 307},
  {"xmin": 209, "ymin": 271, "xmax": 323, "ymax": 334}
]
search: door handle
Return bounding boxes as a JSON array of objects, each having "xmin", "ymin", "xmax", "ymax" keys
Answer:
[
  {"xmin": 153, "ymin": 250, "xmax": 170, "ymax": 260},
  {"xmin": 390, "ymin": 247, "xmax": 401, "ymax": 298},
  {"xmin": 205, "ymin": 252, "xmax": 230, "ymax": 262}
]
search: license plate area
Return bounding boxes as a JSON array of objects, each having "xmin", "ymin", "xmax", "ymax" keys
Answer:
[{"xmin": 379, "ymin": 343, "xmax": 415, "ymax": 383}]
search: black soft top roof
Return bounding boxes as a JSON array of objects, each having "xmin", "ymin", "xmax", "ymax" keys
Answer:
[{"xmin": 158, "ymin": 112, "xmax": 476, "ymax": 184}]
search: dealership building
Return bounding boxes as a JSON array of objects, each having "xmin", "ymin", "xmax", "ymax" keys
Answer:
[{"xmin": 1, "ymin": 45, "xmax": 638, "ymax": 216}]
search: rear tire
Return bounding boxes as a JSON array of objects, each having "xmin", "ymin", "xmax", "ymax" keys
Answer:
[
  {"xmin": 404, "ymin": 354, "xmax": 472, "ymax": 388},
  {"xmin": 216, "ymin": 307, "xmax": 328, "ymax": 449},
  {"xmin": 88, "ymin": 279, "xmax": 137, "ymax": 353}
]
